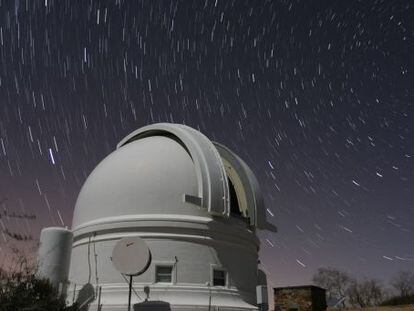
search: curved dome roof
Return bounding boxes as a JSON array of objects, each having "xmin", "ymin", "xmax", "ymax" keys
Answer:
[
  {"xmin": 72, "ymin": 135, "xmax": 202, "ymax": 229},
  {"xmin": 72, "ymin": 123, "xmax": 274, "ymax": 232}
]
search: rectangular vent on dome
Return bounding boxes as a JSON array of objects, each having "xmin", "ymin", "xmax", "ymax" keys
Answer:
[{"xmin": 184, "ymin": 194, "xmax": 203, "ymax": 207}]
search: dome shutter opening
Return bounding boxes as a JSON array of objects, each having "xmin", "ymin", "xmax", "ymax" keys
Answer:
[{"xmin": 117, "ymin": 123, "xmax": 230, "ymax": 217}]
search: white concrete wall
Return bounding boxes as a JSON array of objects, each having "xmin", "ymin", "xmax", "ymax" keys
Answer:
[
  {"xmin": 37, "ymin": 227, "xmax": 73, "ymax": 289},
  {"xmin": 68, "ymin": 216, "xmax": 259, "ymax": 310}
]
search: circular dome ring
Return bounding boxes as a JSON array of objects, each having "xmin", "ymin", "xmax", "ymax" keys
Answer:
[
  {"xmin": 117, "ymin": 123, "xmax": 230, "ymax": 217},
  {"xmin": 213, "ymin": 143, "xmax": 277, "ymax": 232},
  {"xmin": 213, "ymin": 143, "xmax": 264, "ymax": 228}
]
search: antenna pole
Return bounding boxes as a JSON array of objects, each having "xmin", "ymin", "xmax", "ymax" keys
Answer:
[{"xmin": 128, "ymin": 275, "xmax": 133, "ymax": 311}]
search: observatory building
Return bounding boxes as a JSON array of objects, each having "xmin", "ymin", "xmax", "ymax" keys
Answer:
[{"xmin": 37, "ymin": 123, "xmax": 275, "ymax": 311}]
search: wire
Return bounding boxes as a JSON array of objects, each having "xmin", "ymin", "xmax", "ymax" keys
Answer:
[
  {"xmin": 87, "ymin": 236, "xmax": 91, "ymax": 284},
  {"xmin": 121, "ymin": 273, "xmax": 143, "ymax": 301},
  {"xmin": 93, "ymin": 233, "xmax": 99, "ymax": 293}
]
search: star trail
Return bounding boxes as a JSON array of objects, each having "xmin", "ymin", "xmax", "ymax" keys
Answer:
[{"xmin": 0, "ymin": 0, "xmax": 413, "ymax": 286}]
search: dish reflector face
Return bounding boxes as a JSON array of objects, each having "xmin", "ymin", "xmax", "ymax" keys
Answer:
[{"xmin": 111, "ymin": 236, "xmax": 151, "ymax": 276}]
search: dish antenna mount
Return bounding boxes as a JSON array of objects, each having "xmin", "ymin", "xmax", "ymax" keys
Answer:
[{"xmin": 111, "ymin": 236, "xmax": 151, "ymax": 311}]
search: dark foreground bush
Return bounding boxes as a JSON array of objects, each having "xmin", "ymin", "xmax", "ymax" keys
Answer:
[
  {"xmin": 0, "ymin": 268, "xmax": 77, "ymax": 311},
  {"xmin": 0, "ymin": 251, "xmax": 78, "ymax": 311},
  {"xmin": 381, "ymin": 294, "xmax": 414, "ymax": 306}
]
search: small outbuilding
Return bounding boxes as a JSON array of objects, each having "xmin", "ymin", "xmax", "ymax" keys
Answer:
[{"xmin": 274, "ymin": 285, "xmax": 327, "ymax": 311}]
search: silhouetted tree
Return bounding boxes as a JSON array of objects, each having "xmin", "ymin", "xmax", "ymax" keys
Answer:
[
  {"xmin": 390, "ymin": 270, "xmax": 414, "ymax": 297},
  {"xmin": 0, "ymin": 248, "xmax": 77, "ymax": 311},
  {"xmin": 312, "ymin": 267, "xmax": 351, "ymax": 300},
  {"xmin": 347, "ymin": 278, "xmax": 384, "ymax": 308}
]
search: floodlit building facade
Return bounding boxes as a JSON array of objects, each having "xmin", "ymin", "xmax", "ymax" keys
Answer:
[{"xmin": 38, "ymin": 123, "xmax": 275, "ymax": 311}]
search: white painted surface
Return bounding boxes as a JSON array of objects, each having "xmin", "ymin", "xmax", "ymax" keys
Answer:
[
  {"xmin": 37, "ymin": 227, "xmax": 73, "ymax": 289},
  {"xmin": 65, "ymin": 123, "xmax": 269, "ymax": 310},
  {"xmin": 111, "ymin": 236, "xmax": 151, "ymax": 276}
]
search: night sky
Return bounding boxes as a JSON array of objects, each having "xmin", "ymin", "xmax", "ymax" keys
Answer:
[{"xmin": 0, "ymin": 0, "xmax": 413, "ymax": 287}]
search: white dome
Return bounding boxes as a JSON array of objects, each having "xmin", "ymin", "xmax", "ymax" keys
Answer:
[
  {"xmin": 72, "ymin": 135, "xmax": 204, "ymax": 230},
  {"xmin": 64, "ymin": 123, "xmax": 274, "ymax": 310},
  {"xmin": 72, "ymin": 123, "xmax": 275, "ymax": 233}
]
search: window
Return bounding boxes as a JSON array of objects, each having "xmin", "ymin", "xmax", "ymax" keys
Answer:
[
  {"xmin": 213, "ymin": 269, "xmax": 227, "ymax": 286},
  {"xmin": 156, "ymin": 266, "xmax": 173, "ymax": 283}
]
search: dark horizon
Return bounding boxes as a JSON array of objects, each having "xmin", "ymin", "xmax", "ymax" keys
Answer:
[{"xmin": 0, "ymin": 0, "xmax": 413, "ymax": 287}]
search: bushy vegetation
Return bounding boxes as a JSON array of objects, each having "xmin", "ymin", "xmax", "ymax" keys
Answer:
[
  {"xmin": 312, "ymin": 268, "xmax": 414, "ymax": 309},
  {"xmin": 381, "ymin": 294, "xmax": 414, "ymax": 306},
  {"xmin": 0, "ymin": 269, "xmax": 67, "ymax": 311},
  {"xmin": 0, "ymin": 249, "xmax": 77, "ymax": 311}
]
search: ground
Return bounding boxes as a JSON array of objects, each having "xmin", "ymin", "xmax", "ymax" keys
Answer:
[{"xmin": 332, "ymin": 305, "xmax": 414, "ymax": 311}]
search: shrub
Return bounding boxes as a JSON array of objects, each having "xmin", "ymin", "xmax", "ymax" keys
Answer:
[
  {"xmin": 0, "ymin": 248, "xmax": 77, "ymax": 311},
  {"xmin": 381, "ymin": 294, "xmax": 414, "ymax": 306}
]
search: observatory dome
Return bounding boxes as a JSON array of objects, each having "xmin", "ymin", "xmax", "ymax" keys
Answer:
[
  {"xmin": 72, "ymin": 135, "xmax": 204, "ymax": 230},
  {"xmin": 63, "ymin": 123, "xmax": 274, "ymax": 310},
  {"xmin": 72, "ymin": 123, "xmax": 272, "ymax": 234}
]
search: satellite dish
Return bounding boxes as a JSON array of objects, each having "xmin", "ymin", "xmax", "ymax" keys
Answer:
[{"xmin": 111, "ymin": 236, "xmax": 151, "ymax": 276}]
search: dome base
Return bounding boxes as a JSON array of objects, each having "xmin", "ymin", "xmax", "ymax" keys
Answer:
[{"xmin": 68, "ymin": 284, "xmax": 258, "ymax": 311}]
